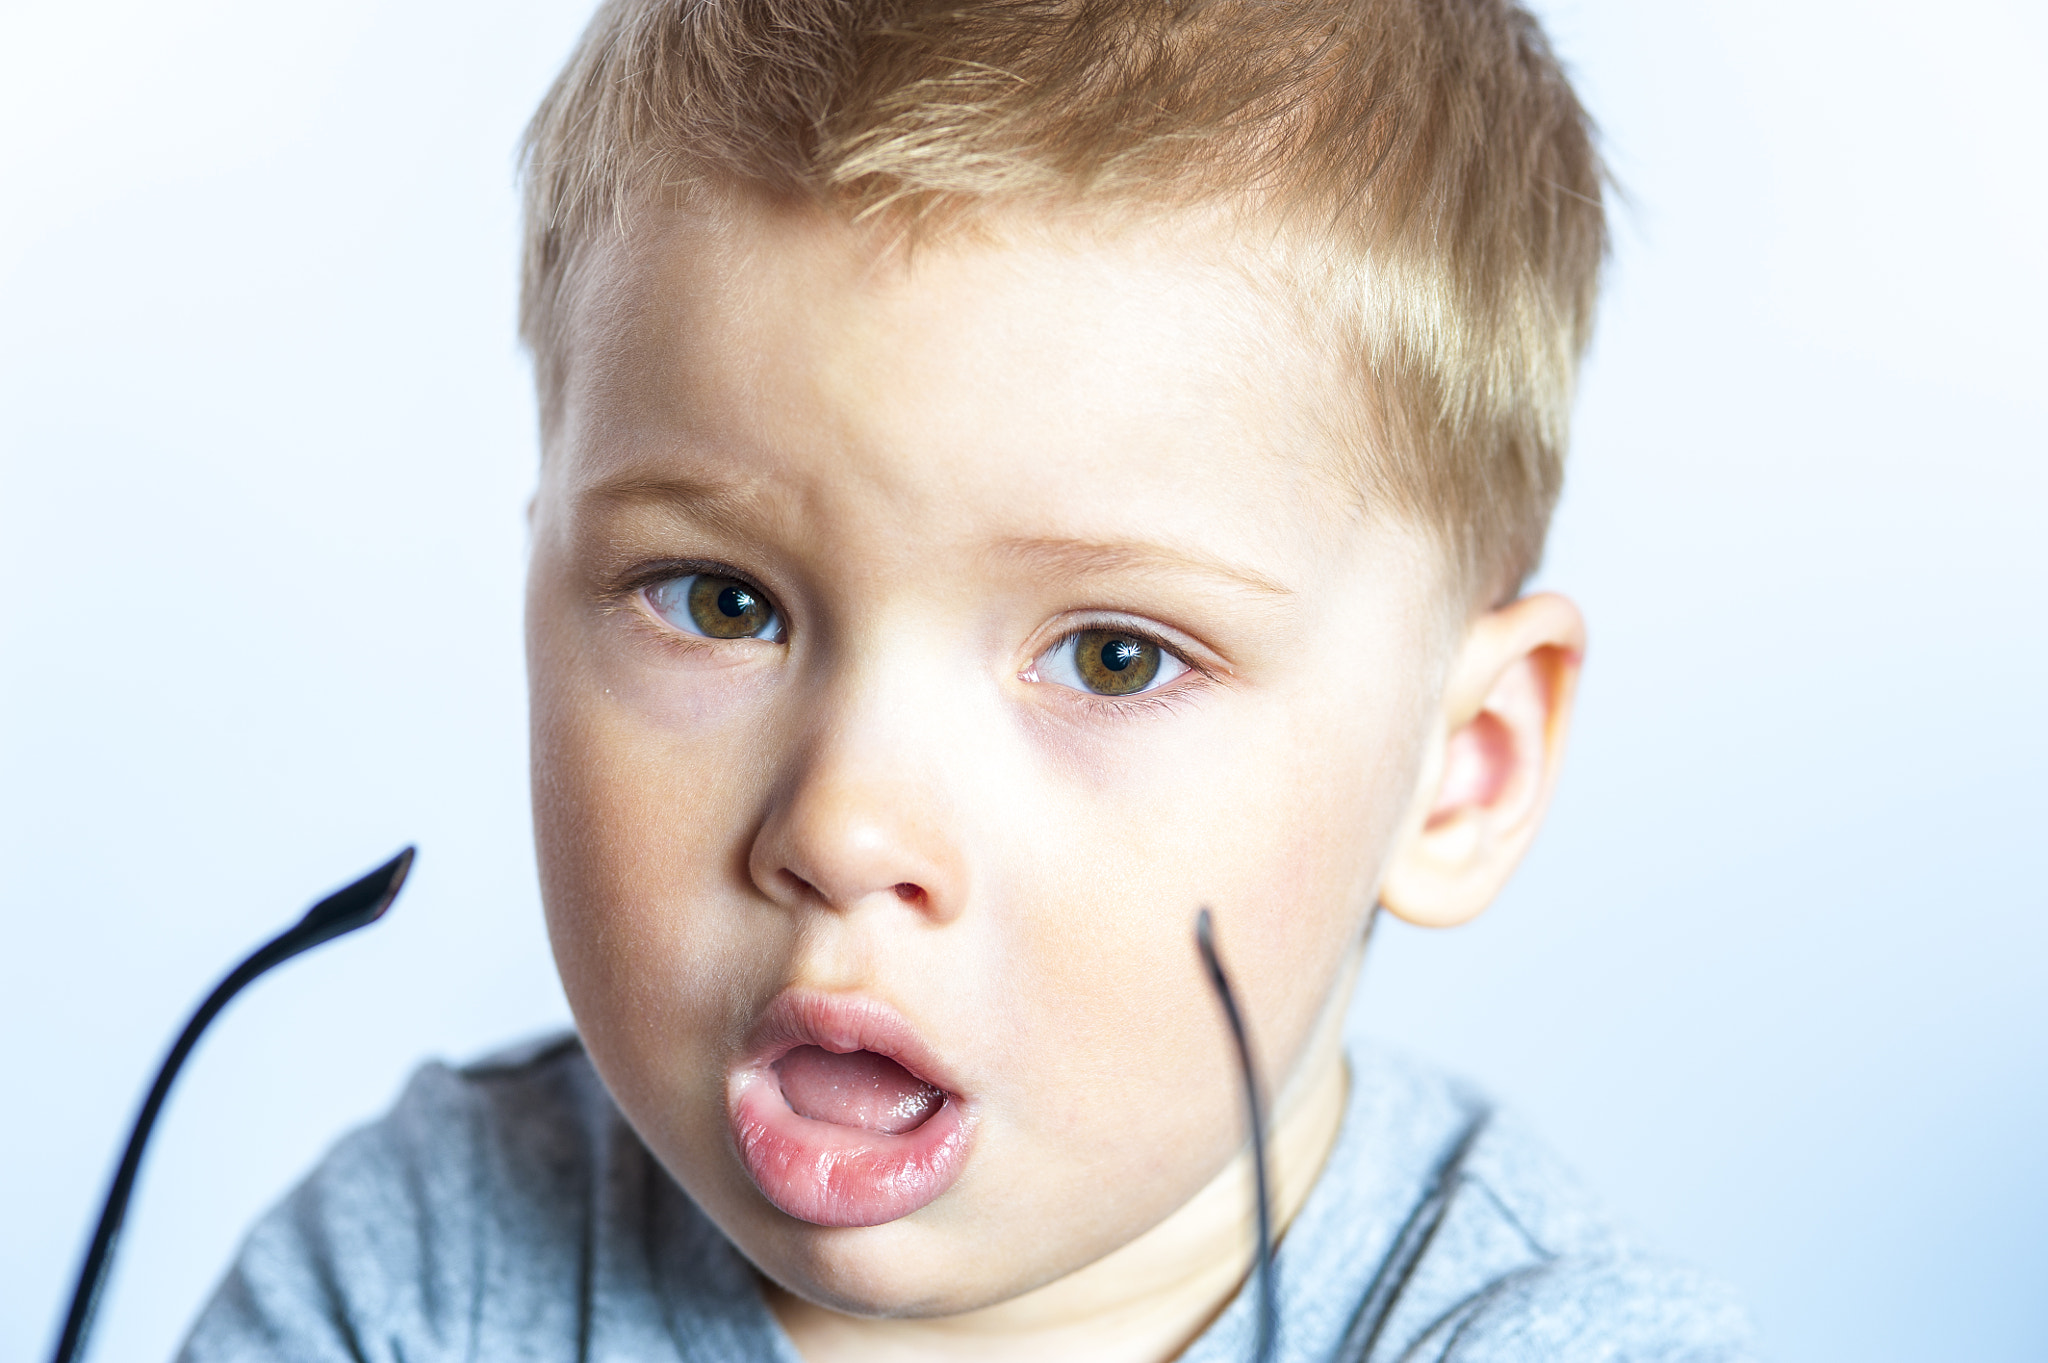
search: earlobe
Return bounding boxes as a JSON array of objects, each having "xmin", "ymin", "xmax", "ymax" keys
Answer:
[{"xmin": 1379, "ymin": 592, "xmax": 1585, "ymax": 929}]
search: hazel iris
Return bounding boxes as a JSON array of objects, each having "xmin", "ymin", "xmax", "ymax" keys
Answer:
[{"xmin": 1074, "ymin": 629, "xmax": 1161, "ymax": 695}]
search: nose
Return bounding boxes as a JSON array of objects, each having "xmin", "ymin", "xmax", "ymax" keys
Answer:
[{"xmin": 747, "ymin": 714, "xmax": 968, "ymax": 924}]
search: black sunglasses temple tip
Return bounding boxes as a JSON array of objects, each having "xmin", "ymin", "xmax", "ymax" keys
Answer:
[{"xmin": 1195, "ymin": 906, "xmax": 1279, "ymax": 1363}]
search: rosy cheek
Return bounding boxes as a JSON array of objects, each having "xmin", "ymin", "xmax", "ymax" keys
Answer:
[{"xmin": 533, "ymin": 646, "xmax": 768, "ymax": 946}]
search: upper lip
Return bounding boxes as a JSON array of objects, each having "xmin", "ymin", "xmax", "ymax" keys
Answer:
[{"xmin": 738, "ymin": 989, "xmax": 967, "ymax": 1103}]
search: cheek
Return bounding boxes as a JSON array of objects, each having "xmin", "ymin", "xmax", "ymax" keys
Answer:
[
  {"xmin": 526, "ymin": 569, "xmax": 787, "ymax": 1088},
  {"xmin": 979, "ymin": 681, "xmax": 1413, "ymax": 1175},
  {"xmin": 1044, "ymin": 682, "xmax": 1402, "ymax": 941}
]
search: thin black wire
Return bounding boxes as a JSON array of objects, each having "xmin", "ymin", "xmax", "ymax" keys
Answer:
[
  {"xmin": 1331, "ymin": 1115, "xmax": 1488, "ymax": 1362},
  {"xmin": 1196, "ymin": 907, "xmax": 1277, "ymax": 1363},
  {"xmin": 48, "ymin": 847, "xmax": 414, "ymax": 1363}
]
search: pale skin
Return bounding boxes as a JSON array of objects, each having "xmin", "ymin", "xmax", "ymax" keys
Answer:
[{"xmin": 525, "ymin": 190, "xmax": 1584, "ymax": 1363}]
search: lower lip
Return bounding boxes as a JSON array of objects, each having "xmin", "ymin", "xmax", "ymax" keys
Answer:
[{"xmin": 730, "ymin": 1068, "xmax": 971, "ymax": 1228}]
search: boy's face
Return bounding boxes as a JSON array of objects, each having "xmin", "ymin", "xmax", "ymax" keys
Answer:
[{"xmin": 526, "ymin": 195, "xmax": 1453, "ymax": 1315}]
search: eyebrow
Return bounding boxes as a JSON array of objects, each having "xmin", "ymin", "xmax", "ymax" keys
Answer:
[
  {"xmin": 576, "ymin": 477, "xmax": 1297, "ymax": 600},
  {"xmin": 575, "ymin": 472, "xmax": 764, "ymax": 539},
  {"xmin": 990, "ymin": 536, "xmax": 1294, "ymax": 598}
]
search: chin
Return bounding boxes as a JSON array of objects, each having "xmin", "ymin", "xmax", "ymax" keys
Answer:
[{"xmin": 741, "ymin": 1208, "xmax": 1040, "ymax": 1318}]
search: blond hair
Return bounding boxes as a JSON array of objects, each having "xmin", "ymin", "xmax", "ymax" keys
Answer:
[{"xmin": 519, "ymin": 0, "xmax": 1607, "ymax": 601}]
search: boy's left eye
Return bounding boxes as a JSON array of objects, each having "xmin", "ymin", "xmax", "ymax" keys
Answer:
[{"xmin": 1032, "ymin": 628, "xmax": 1189, "ymax": 698}]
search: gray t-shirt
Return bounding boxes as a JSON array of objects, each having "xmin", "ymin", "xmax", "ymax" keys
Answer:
[{"xmin": 178, "ymin": 1033, "xmax": 1756, "ymax": 1362}]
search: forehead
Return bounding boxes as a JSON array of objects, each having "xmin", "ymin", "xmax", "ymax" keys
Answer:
[{"xmin": 546, "ymin": 193, "xmax": 1375, "ymax": 578}]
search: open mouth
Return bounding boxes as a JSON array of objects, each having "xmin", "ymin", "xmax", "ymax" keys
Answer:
[
  {"xmin": 728, "ymin": 993, "xmax": 973, "ymax": 1228},
  {"xmin": 775, "ymin": 1045, "xmax": 946, "ymax": 1133}
]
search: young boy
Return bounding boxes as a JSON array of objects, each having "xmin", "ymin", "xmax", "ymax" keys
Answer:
[{"xmin": 182, "ymin": 2, "xmax": 1755, "ymax": 1359}]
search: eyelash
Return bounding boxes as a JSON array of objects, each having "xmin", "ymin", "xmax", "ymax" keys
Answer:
[
  {"xmin": 604, "ymin": 564, "xmax": 1213, "ymax": 713},
  {"xmin": 1065, "ymin": 684, "xmax": 1204, "ymax": 720}
]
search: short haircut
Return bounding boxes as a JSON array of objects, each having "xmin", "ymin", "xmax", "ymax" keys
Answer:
[{"xmin": 519, "ymin": 0, "xmax": 1607, "ymax": 602}]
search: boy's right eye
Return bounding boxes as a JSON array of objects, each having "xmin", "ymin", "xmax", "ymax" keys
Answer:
[{"xmin": 645, "ymin": 573, "xmax": 784, "ymax": 642}]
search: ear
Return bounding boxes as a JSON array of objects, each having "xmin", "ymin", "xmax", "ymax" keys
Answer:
[{"xmin": 1379, "ymin": 592, "xmax": 1586, "ymax": 929}]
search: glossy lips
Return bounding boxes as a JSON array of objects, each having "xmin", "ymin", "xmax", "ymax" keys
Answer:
[{"xmin": 729, "ymin": 993, "xmax": 973, "ymax": 1228}]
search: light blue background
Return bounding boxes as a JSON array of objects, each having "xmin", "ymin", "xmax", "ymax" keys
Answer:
[{"xmin": 2, "ymin": 2, "xmax": 2042, "ymax": 1360}]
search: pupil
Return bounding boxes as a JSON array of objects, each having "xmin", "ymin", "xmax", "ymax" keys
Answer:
[
  {"xmin": 718, "ymin": 586, "xmax": 754, "ymax": 618},
  {"xmin": 1100, "ymin": 639, "xmax": 1141, "ymax": 672}
]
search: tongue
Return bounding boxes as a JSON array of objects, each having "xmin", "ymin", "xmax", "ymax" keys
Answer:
[{"xmin": 776, "ymin": 1045, "xmax": 944, "ymax": 1134}]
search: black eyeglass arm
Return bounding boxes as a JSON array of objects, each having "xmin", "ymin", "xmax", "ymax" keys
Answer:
[
  {"xmin": 1196, "ymin": 907, "xmax": 1278, "ymax": 1363},
  {"xmin": 48, "ymin": 846, "xmax": 415, "ymax": 1363}
]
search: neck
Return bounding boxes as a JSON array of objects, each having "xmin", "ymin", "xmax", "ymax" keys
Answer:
[{"xmin": 769, "ymin": 984, "xmax": 1356, "ymax": 1363}]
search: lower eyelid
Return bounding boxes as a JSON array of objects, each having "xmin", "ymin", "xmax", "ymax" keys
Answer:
[
  {"xmin": 1071, "ymin": 668, "xmax": 1205, "ymax": 718},
  {"xmin": 627, "ymin": 601, "xmax": 715, "ymax": 649}
]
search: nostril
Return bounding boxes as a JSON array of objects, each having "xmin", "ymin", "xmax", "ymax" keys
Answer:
[{"xmin": 893, "ymin": 883, "xmax": 925, "ymax": 905}]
